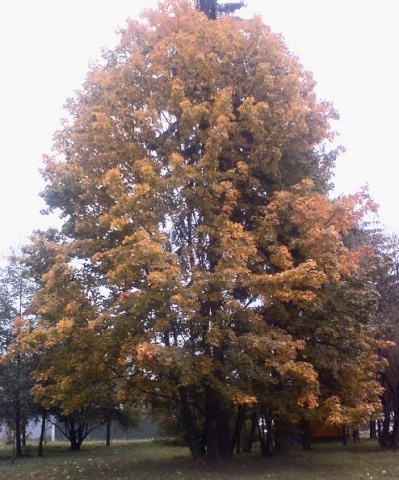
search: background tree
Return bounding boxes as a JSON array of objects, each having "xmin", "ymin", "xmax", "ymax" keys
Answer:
[
  {"xmin": 0, "ymin": 252, "xmax": 38, "ymax": 457},
  {"xmin": 196, "ymin": 0, "xmax": 245, "ymax": 20},
  {"xmin": 25, "ymin": 0, "xmax": 382, "ymax": 460},
  {"xmin": 364, "ymin": 233, "xmax": 399, "ymax": 448},
  {"xmin": 16, "ymin": 246, "xmax": 129, "ymax": 451}
]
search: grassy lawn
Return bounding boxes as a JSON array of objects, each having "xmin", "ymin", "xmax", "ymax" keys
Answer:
[{"xmin": 0, "ymin": 439, "xmax": 398, "ymax": 479}]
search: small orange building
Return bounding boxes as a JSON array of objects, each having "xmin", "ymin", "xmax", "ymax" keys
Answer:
[{"xmin": 310, "ymin": 420, "xmax": 349, "ymax": 441}]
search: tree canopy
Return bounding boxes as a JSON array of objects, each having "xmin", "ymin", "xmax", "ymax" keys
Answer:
[{"xmin": 15, "ymin": 0, "xmax": 384, "ymax": 459}]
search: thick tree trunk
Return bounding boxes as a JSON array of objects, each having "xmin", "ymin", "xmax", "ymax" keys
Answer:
[
  {"xmin": 243, "ymin": 413, "xmax": 257, "ymax": 453},
  {"xmin": 390, "ymin": 419, "xmax": 399, "ymax": 448},
  {"xmin": 205, "ymin": 387, "xmax": 231, "ymax": 459},
  {"xmin": 258, "ymin": 408, "xmax": 274, "ymax": 457},
  {"xmin": 230, "ymin": 405, "xmax": 245, "ymax": 454},
  {"xmin": 65, "ymin": 421, "xmax": 87, "ymax": 451},
  {"xmin": 179, "ymin": 386, "xmax": 202, "ymax": 459},
  {"xmin": 391, "ymin": 392, "xmax": 399, "ymax": 448},
  {"xmin": 341, "ymin": 425, "xmax": 348, "ymax": 446},
  {"xmin": 379, "ymin": 379, "xmax": 393, "ymax": 448},
  {"xmin": 69, "ymin": 427, "xmax": 79, "ymax": 451},
  {"xmin": 218, "ymin": 405, "xmax": 231, "ymax": 459},
  {"xmin": 205, "ymin": 388, "xmax": 219, "ymax": 459},
  {"xmin": 379, "ymin": 404, "xmax": 391, "ymax": 448},
  {"xmin": 301, "ymin": 420, "xmax": 312, "ymax": 450},
  {"xmin": 274, "ymin": 420, "xmax": 292, "ymax": 454},
  {"xmin": 369, "ymin": 420, "xmax": 377, "ymax": 439}
]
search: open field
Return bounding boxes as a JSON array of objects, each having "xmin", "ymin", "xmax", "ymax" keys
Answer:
[{"xmin": 0, "ymin": 439, "xmax": 398, "ymax": 480}]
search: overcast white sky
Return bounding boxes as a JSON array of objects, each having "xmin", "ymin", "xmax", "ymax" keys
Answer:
[{"xmin": 0, "ymin": 0, "xmax": 397, "ymax": 257}]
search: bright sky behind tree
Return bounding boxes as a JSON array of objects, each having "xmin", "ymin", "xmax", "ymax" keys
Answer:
[{"xmin": 0, "ymin": 0, "xmax": 397, "ymax": 257}]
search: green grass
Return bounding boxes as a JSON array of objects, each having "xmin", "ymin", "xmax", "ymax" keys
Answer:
[{"xmin": 0, "ymin": 439, "xmax": 398, "ymax": 479}]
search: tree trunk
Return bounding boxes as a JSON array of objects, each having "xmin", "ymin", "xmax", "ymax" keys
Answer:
[
  {"xmin": 69, "ymin": 426, "xmax": 79, "ymax": 451},
  {"xmin": 202, "ymin": 322, "xmax": 231, "ymax": 460},
  {"xmin": 341, "ymin": 425, "xmax": 348, "ymax": 446},
  {"xmin": 38, "ymin": 409, "xmax": 47, "ymax": 457},
  {"xmin": 369, "ymin": 420, "xmax": 377, "ymax": 439},
  {"xmin": 257, "ymin": 408, "xmax": 274, "ymax": 457},
  {"xmin": 204, "ymin": 386, "xmax": 231, "ymax": 459},
  {"xmin": 65, "ymin": 421, "xmax": 87, "ymax": 451},
  {"xmin": 265, "ymin": 415, "xmax": 274, "ymax": 456},
  {"xmin": 379, "ymin": 404, "xmax": 391, "ymax": 447},
  {"xmin": 301, "ymin": 420, "xmax": 312, "ymax": 450},
  {"xmin": 179, "ymin": 386, "xmax": 202, "ymax": 459},
  {"xmin": 274, "ymin": 420, "xmax": 292, "ymax": 454},
  {"xmin": 205, "ymin": 388, "xmax": 220, "ymax": 459},
  {"xmin": 243, "ymin": 413, "xmax": 257, "ymax": 453},
  {"xmin": 218, "ymin": 405, "xmax": 231, "ymax": 459},
  {"xmin": 230, "ymin": 405, "xmax": 245, "ymax": 455},
  {"xmin": 106, "ymin": 420, "xmax": 111, "ymax": 447},
  {"xmin": 70, "ymin": 437, "xmax": 82, "ymax": 450},
  {"xmin": 15, "ymin": 394, "xmax": 23, "ymax": 458},
  {"xmin": 352, "ymin": 427, "xmax": 360, "ymax": 443},
  {"xmin": 22, "ymin": 421, "xmax": 27, "ymax": 448},
  {"xmin": 390, "ymin": 419, "xmax": 399, "ymax": 448}
]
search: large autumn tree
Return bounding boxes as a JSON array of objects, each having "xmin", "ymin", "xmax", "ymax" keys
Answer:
[{"xmin": 26, "ymin": 0, "xmax": 383, "ymax": 459}]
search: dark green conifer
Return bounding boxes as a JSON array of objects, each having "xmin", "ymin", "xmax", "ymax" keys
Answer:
[{"xmin": 196, "ymin": 0, "xmax": 245, "ymax": 20}]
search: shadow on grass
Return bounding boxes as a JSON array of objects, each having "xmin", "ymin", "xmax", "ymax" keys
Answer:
[{"xmin": 1, "ymin": 439, "xmax": 398, "ymax": 480}]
